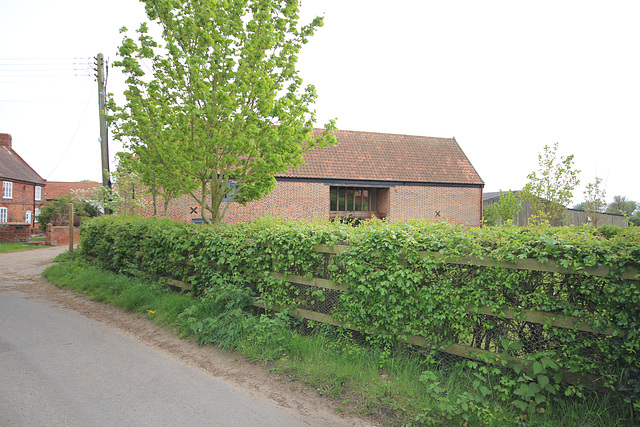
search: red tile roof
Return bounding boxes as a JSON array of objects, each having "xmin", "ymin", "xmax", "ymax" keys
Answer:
[
  {"xmin": 281, "ymin": 129, "xmax": 484, "ymax": 185},
  {"xmin": 44, "ymin": 181, "xmax": 101, "ymax": 200}
]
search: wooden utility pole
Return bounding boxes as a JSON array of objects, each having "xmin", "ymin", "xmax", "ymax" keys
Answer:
[{"xmin": 97, "ymin": 53, "xmax": 111, "ymax": 191}]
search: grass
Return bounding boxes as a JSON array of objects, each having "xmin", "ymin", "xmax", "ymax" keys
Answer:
[
  {"xmin": 43, "ymin": 255, "xmax": 637, "ymax": 426},
  {"xmin": 0, "ymin": 242, "xmax": 47, "ymax": 253}
]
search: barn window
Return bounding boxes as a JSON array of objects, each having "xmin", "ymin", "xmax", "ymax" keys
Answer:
[{"xmin": 330, "ymin": 186, "xmax": 377, "ymax": 214}]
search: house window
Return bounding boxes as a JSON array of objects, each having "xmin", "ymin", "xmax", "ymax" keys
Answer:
[
  {"xmin": 330, "ymin": 186, "xmax": 377, "ymax": 214},
  {"xmin": 3, "ymin": 181, "xmax": 12, "ymax": 199},
  {"xmin": 0, "ymin": 207, "xmax": 7, "ymax": 223},
  {"xmin": 35, "ymin": 186, "xmax": 41, "ymax": 201},
  {"xmin": 34, "ymin": 208, "xmax": 41, "ymax": 223},
  {"xmin": 222, "ymin": 180, "xmax": 238, "ymax": 202}
]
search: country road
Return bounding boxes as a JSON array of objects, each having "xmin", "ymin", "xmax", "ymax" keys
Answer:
[{"xmin": 0, "ymin": 247, "xmax": 373, "ymax": 427}]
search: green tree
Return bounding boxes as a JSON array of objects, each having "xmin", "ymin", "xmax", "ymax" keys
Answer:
[
  {"xmin": 581, "ymin": 176, "xmax": 607, "ymax": 227},
  {"xmin": 72, "ymin": 164, "xmax": 147, "ymax": 216},
  {"xmin": 607, "ymin": 195, "xmax": 637, "ymax": 216},
  {"xmin": 606, "ymin": 195, "xmax": 639, "ymax": 226},
  {"xmin": 36, "ymin": 195, "xmax": 98, "ymax": 228},
  {"xmin": 115, "ymin": 152, "xmax": 180, "ymax": 217},
  {"xmin": 521, "ymin": 142, "xmax": 580, "ymax": 226},
  {"xmin": 484, "ymin": 190, "xmax": 521, "ymax": 226},
  {"xmin": 110, "ymin": 0, "xmax": 337, "ymax": 225}
]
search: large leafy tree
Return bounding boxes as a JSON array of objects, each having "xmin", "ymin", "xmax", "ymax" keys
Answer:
[
  {"xmin": 521, "ymin": 142, "xmax": 580, "ymax": 225},
  {"xmin": 110, "ymin": 0, "xmax": 336, "ymax": 224},
  {"xmin": 607, "ymin": 195, "xmax": 637, "ymax": 216},
  {"xmin": 607, "ymin": 195, "xmax": 640, "ymax": 226}
]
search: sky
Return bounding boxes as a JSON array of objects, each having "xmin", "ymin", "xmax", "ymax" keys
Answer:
[{"xmin": 1, "ymin": 0, "xmax": 638, "ymax": 206}]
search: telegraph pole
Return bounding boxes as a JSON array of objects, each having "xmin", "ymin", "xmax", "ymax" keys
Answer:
[{"xmin": 96, "ymin": 53, "xmax": 111, "ymax": 191}]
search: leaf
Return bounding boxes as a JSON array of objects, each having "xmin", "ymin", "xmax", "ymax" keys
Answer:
[
  {"xmin": 532, "ymin": 361, "xmax": 544, "ymax": 375},
  {"xmin": 513, "ymin": 400, "xmax": 528, "ymax": 411},
  {"xmin": 537, "ymin": 375, "xmax": 549, "ymax": 390},
  {"xmin": 479, "ymin": 385, "xmax": 491, "ymax": 397}
]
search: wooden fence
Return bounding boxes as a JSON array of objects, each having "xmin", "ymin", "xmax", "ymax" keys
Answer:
[{"xmin": 124, "ymin": 243, "xmax": 638, "ymax": 388}]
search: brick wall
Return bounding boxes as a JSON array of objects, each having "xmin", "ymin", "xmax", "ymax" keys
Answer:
[
  {"xmin": 389, "ymin": 185, "xmax": 482, "ymax": 226},
  {"xmin": 45, "ymin": 223, "xmax": 79, "ymax": 246},
  {"xmin": 0, "ymin": 223, "xmax": 31, "ymax": 243},
  {"xmin": 224, "ymin": 181, "xmax": 329, "ymax": 223},
  {"xmin": 133, "ymin": 181, "xmax": 482, "ymax": 226}
]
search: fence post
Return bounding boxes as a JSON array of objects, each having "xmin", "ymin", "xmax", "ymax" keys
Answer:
[{"xmin": 68, "ymin": 203, "xmax": 74, "ymax": 253}]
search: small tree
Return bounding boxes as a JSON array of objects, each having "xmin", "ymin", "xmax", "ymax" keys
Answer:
[
  {"xmin": 36, "ymin": 195, "xmax": 98, "ymax": 228},
  {"xmin": 73, "ymin": 166, "xmax": 147, "ymax": 216},
  {"xmin": 581, "ymin": 176, "xmax": 607, "ymax": 227},
  {"xmin": 521, "ymin": 142, "xmax": 580, "ymax": 226},
  {"xmin": 484, "ymin": 190, "xmax": 521, "ymax": 226}
]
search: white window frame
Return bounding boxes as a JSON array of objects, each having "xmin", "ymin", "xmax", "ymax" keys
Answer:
[
  {"xmin": 35, "ymin": 185, "xmax": 41, "ymax": 201},
  {"xmin": 0, "ymin": 207, "xmax": 7, "ymax": 223},
  {"xmin": 3, "ymin": 181, "xmax": 12, "ymax": 199},
  {"xmin": 34, "ymin": 207, "xmax": 41, "ymax": 223}
]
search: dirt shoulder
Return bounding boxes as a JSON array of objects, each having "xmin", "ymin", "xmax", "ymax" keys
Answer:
[{"xmin": 0, "ymin": 247, "xmax": 377, "ymax": 427}]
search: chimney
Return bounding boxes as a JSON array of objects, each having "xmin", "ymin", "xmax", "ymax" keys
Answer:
[{"xmin": 0, "ymin": 133, "xmax": 11, "ymax": 148}]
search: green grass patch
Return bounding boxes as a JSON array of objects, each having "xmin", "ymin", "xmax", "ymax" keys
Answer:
[
  {"xmin": 0, "ymin": 242, "xmax": 47, "ymax": 253},
  {"xmin": 42, "ymin": 257, "xmax": 637, "ymax": 426}
]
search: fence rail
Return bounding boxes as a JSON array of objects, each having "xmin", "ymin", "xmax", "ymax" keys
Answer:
[{"xmin": 114, "ymin": 242, "xmax": 637, "ymax": 389}]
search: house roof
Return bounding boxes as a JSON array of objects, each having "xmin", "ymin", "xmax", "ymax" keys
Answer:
[
  {"xmin": 280, "ymin": 129, "xmax": 484, "ymax": 186},
  {"xmin": 44, "ymin": 181, "xmax": 101, "ymax": 200},
  {"xmin": 0, "ymin": 141, "xmax": 46, "ymax": 185}
]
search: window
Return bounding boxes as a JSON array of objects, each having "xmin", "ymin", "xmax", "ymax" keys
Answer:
[
  {"xmin": 35, "ymin": 186, "xmax": 41, "ymax": 201},
  {"xmin": 34, "ymin": 208, "xmax": 41, "ymax": 223},
  {"xmin": 0, "ymin": 207, "xmax": 7, "ymax": 223},
  {"xmin": 3, "ymin": 181, "xmax": 12, "ymax": 199},
  {"xmin": 222, "ymin": 180, "xmax": 238, "ymax": 202},
  {"xmin": 330, "ymin": 186, "xmax": 377, "ymax": 213}
]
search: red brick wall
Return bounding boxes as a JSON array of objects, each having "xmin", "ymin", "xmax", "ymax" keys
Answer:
[
  {"xmin": 1, "ymin": 179, "xmax": 43, "ymax": 224},
  {"xmin": 45, "ymin": 223, "xmax": 79, "ymax": 246},
  {"xmin": 134, "ymin": 181, "xmax": 482, "ymax": 226},
  {"xmin": 389, "ymin": 186, "xmax": 482, "ymax": 226},
  {"xmin": 0, "ymin": 223, "xmax": 31, "ymax": 243},
  {"xmin": 224, "ymin": 181, "xmax": 329, "ymax": 223},
  {"xmin": 135, "ymin": 190, "xmax": 196, "ymax": 222}
]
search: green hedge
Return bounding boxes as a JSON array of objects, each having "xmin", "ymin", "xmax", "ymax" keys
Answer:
[{"xmin": 79, "ymin": 216, "xmax": 640, "ymax": 406}]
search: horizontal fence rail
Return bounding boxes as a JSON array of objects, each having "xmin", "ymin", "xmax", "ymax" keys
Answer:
[{"xmin": 100, "ymin": 241, "xmax": 637, "ymax": 389}]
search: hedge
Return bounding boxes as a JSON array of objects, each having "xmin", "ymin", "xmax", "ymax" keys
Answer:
[{"xmin": 78, "ymin": 216, "xmax": 640, "ymax": 409}]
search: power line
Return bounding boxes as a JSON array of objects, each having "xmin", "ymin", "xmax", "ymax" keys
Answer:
[{"xmin": 46, "ymin": 85, "xmax": 97, "ymax": 179}]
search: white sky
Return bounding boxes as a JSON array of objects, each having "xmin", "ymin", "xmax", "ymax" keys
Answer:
[{"xmin": 1, "ymin": 0, "xmax": 638, "ymax": 206}]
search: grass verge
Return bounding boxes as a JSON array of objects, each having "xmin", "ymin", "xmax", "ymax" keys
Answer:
[
  {"xmin": 43, "ymin": 254, "xmax": 637, "ymax": 426},
  {"xmin": 0, "ymin": 242, "xmax": 47, "ymax": 253}
]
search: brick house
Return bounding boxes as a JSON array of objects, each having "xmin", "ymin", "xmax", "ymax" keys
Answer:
[
  {"xmin": 0, "ymin": 133, "xmax": 46, "ymax": 227},
  {"xmin": 144, "ymin": 129, "xmax": 484, "ymax": 226}
]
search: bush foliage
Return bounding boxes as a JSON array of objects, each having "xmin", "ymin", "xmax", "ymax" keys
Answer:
[{"xmin": 79, "ymin": 216, "xmax": 640, "ymax": 412}]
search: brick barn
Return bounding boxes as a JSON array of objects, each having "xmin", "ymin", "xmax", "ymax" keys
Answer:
[{"xmin": 147, "ymin": 129, "xmax": 484, "ymax": 226}]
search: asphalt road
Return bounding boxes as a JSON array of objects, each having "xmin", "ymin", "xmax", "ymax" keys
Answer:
[{"xmin": 0, "ymin": 247, "xmax": 364, "ymax": 427}]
